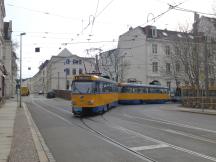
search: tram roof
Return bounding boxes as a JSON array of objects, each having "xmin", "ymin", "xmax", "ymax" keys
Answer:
[
  {"xmin": 73, "ymin": 75, "xmax": 117, "ymax": 83},
  {"xmin": 119, "ymin": 82, "xmax": 168, "ymax": 89}
]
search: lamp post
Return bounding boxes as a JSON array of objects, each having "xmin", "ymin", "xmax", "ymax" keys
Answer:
[{"xmin": 19, "ymin": 32, "xmax": 26, "ymax": 108}]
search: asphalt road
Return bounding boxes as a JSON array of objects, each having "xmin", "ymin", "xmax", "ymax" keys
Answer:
[{"xmin": 24, "ymin": 95, "xmax": 216, "ymax": 162}]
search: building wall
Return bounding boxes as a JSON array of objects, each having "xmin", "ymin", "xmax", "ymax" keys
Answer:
[
  {"xmin": 46, "ymin": 55, "xmax": 95, "ymax": 92},
  {"xmin": 116, "ymin": 26, "xmax": 186, "ymax": 89},
  {"xmin": 197, "ymin": 16, "xmax": 216, "ymax": 38},
  {"xmin": 3, "ymin": 40, "xmax": 13, "ymax": 98},
  {"xmin": 31, "ymin": 49, "xmax": 95, "ymax": 93},
  {"xmin": 0, "ymin": 0, "xmax": 6, "ymax": 100},
  {"xmin": 118, "ymin": 27, "xmax": 148, "ymax": 82}
]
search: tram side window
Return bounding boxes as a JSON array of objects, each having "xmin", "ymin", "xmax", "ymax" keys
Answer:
[
  {"xmin": 93, "ymin": 82, "xmax": 100, "ymax": 93},
  {"xmin": 142, "ymin": 88, "xmax": 147, "ymax": 93},
  {"xmin": 112, "ymin": 84, "xmax": 118, "ymax": 92},
  {"xmin": 101, "ymin": 82, "xmax": 112, "ymax": 93},
  {"xmin": 134, "ymin": 87, "xmax": 142, "ymax": 93},
  {"xmin": 121, "ymin": 87, "xmax": 133, "ymax": 93},
  {"xmin": 160, "ymin": 88, "xmax": 167, "ymax": 93},
  {"xmin": 149, "ymin": 88, "xmax": 160, "ymax": 93}
]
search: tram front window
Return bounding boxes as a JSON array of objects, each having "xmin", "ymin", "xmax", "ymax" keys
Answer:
[{"xmin": 72, "ymin": 81, "xmax": 95, "ymax": 94}]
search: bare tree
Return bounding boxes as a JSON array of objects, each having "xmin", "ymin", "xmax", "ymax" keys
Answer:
[
  {"xmin": 99, "ymin": 49, "xmax": 130, "ymax": 82},
  {"xmin": 159, "ymin": 25, "xmax": 203, "ymax": 96}
]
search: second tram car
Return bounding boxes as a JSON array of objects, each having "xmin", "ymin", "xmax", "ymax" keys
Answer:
[
  {"xmin": 71, "ymin": 75, "xmax": 118, "ymax": 115},
  {"xmin": 118, "ymin": 83, "xmax": 170, "ymax": 104}
]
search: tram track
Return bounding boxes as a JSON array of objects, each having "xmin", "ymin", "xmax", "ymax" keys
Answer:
[
  {"xmin": 30, "ymin": 98, "xmax": 216, "ymax": 162},
  {"xmin": 30, "ymin": 99, "xmax": 158, "ymax": 162}
]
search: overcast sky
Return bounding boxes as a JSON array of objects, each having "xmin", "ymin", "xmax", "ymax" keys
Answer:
[{"xmin": 4, "ymin": 0, "xmax": 216, "ymax": 78}]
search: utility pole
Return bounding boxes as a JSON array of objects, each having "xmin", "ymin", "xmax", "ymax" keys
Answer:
[
  {"xmin": 57, "ymin": 72, "xmax": 59, "ymax": 89},
  {"xmin": 95, "ymin": 54, "xmax": 100, "ymax": 74},
  {"xmin": 19, "ymin": 32, "xmax": 26, "ymax": 108},
  {"xmin": 204, "ymin": 36, "xmax": 209, "ymax": 97},
  {"xmin": 193, "ymin": 12, "xmax": 200, "ymax": 97}
]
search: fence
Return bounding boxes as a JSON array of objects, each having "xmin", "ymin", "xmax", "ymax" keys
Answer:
[
  {"xmin": 54, "ymin": 90, "xmax": 71, "ymax": 100},
  {"xmin": 181, "ymin": 97, "xmax": 216, "ymax": 109}
]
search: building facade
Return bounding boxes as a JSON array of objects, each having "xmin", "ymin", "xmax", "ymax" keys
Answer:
[
  {"xmin": 99, "ymin": 14, "xmax": 216, "ymax": 91},
  {"xmin": 3, "ymin": 21, "xmax": 17, "ymax": 98},
  {"xmin": 30, "ymin": 48, "xmax": 95, "ymax": 93},
  {"xmin": 0, "ymin": 0, "xmax": 8, "ymax": 100},
  {"xmin": 108, "ymin": 26, "xmax": 189, "ymax": 89}
]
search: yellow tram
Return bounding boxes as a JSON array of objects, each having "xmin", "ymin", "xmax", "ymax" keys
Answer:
[
  {"xmin": 71, "ymin": 75, "xmax": 118, "ymax": 115},
  {"xmin": 118, "ymin": 83, "xmax": 170, "ymax": 104}
]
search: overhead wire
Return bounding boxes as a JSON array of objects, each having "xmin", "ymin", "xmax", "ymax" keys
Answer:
[
  {"xmin": 140, "ymin": 0, "xmax": 188, "ymax": 26},
  {"xmin": 172, "ymin": 6, "xmax": 216, "ymax": 16}
]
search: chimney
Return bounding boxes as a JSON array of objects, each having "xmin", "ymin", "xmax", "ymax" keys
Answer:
[
  {"xmin": 194, "ymin": 12, "xmax": 199, "ymax": 23},
  {"xmin": 193, "ymin": 12, "xmax": 199, "ymax": 34}
]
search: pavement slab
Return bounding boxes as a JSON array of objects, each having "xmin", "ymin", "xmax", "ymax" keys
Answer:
[
  {"xmin": 0, "ymin": 100, "xmax": 17, "ymax": 162},
  {"xmin": 8, "ymin": 106, "xmax": 39, "ymax": 162}
]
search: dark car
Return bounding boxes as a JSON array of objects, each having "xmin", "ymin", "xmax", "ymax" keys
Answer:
[
  {"xmin": 46, "ymin": 91, "xmax": 56, "ymax": 98},
  {"xmin": 38, "ymin": 91, "xmax": 44, "ymax": 95}
]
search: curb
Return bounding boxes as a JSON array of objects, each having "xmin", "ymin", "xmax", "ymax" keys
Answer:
[
  {"xmin": 23, "ymin": 103, "xmax": 56, "ymax": 162},
  {"xmin": 177, "ymin": 108, "xmax": 216, "ymax": 115}
]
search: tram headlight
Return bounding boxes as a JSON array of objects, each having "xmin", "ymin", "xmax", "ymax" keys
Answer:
[{"xmin": 87, "ymin": 100, "xmax": 94, "ymax": 105}]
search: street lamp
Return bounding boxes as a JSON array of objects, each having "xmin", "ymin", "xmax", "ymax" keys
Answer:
[{"xmin": 19, "ymin": 32, "xmax": 26, "ymax": 108}]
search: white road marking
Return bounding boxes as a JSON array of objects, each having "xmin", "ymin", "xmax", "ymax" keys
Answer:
[
  {"xmin": 118, "ymin": 126, "xmax": 216, "ymax": 162},
  {"xmin": 130, "ymin": 144, "xmax": 169, "ymax": 151},
  {"xmin": 164, "ymin": 129, "xmax": 216, "ymax": 144}
]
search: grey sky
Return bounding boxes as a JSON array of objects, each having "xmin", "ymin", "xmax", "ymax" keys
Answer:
[{"xmin": 4, "ymin": 0, "xmax": 216, "ymax": 78}]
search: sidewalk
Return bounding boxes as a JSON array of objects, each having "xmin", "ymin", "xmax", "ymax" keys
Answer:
[
  {"xmin": 0, "ymin": 99, "xmax": 17, "ymax": 162},
  {"xmin": 0, "ymin": 98, "xmax": 42, "ymax": 162},
  {"xmin": 162, "ymin": 103, "xmax": 216, "ymax": 115}
]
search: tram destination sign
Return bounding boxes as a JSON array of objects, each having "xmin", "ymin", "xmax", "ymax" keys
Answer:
[{"xmin": 75, "ymin": 76, "xmax": 92, "ymax": 80}]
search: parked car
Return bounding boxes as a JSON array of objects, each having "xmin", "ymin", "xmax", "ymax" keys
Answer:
[
  {"xmin": 46, "ymin": 91, "xmax": 56, "ymax": 98},
  {"xmin": 38, "ymin": 91, "xmax": 44, "ymax": 95}
]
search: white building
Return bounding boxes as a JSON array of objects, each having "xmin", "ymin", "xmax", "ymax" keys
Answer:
[
  {"xmin": 0, "ymin": 0, "xmax": 8, "ymax": 100},
  {"xmin": 30, "ymin": 48, "xmax": 95, "ymax": 93},
  {"xmin": 3, "ymin": 21, "xmax": 17, "ymax": 98},
  {"xmin": 99, "ymin": 14, "xmax": 216, "ymax": 91},
  {"xmin": 107, "ymin": 26, "xmax": 189, "ymax": 89}
]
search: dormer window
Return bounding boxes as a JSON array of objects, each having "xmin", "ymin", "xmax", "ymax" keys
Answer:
[
  {"xmin": 177, "ymin": 34, "xmax": 182, "ymax": 38},
  {"xmin": 152, "ymin": 27, "xmax": 157, "ymax": 38},
  {"xmin": 162, "ymin": 32, "xmax": 168, "ymax": 37}
]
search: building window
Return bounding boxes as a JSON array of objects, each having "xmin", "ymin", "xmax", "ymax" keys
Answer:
[
  {"xmin": 64, "ymin": 68, "xmax": 70, "ymax": 75},
  {"xmin": 175, "ymin": 47, "xmax": 181, "ymax": 55},
  {"xmin": 165, "ymin": 46, "xmax": 170, "ymax": 55},
  {"xmin": 209, "ymin": 65, "xmax": 214, "ymax": 74},
  {"xmin": 185, "ymin": 64, "xmax": 189, "ymax": 73},
  {"xmin": 167, "ymin": 81, "xmax": 171, "ymax": 90},
  {"xmin": 72, "ymin": 68, "xmax": 76, "ymax": 75},
  {"xmin": 176, "ymin": 63, "xmax": 180, "ymax": 72},
  {"xmin": 73, "ymin": 59, "xmax": 79, "ymax": 64},
  {"xmin": 152, "ymin": 28, "xmax": 157, "ymax": 37},
  {"xmin": 152, "ymin": 62, "xmax": 158, "ymax": 72},
  {"xmin": 166, "ymin": 63, "xmax": 171, "ymax": 73},
  {"xmin": 79, "ymin": 60, "xmax": 82, "ymax": 64},
  {"xmin": 79, "ymin": 68, "xmax": 83, "ymax": 74},
  {"xmin": 65, "ymin": 59, "xmax": 70, "ymax": 64},
  {"xmin": 66, "ymin": 80, "xmax": 70, "ymax": 90},
  {"xmin": 152, "ymin": 44, "xmax": 157, "ymax": 54}
]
